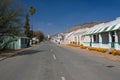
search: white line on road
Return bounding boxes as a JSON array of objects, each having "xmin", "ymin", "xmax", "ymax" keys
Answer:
[
  {"xmin": 61, "ymin": 76, "xmax": 66, "ymax": 80},
  {"xmin": 53, "ymin": 54, "xmax": 56, "ymax": 60}
]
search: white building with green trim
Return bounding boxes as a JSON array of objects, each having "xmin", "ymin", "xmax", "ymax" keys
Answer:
[
  {"xmin": 0, "ymin": 36, "xmax": 30, "ymax": 50},
  {"xmin": 73, "ymin": 28, "xmax": 89, "ymax": 45},
  {"xmin": 84, "ymin": 17, "xmax": 120, "ymax": 50},
  {"xmin": 64, "ymin": 31, "xmax": 75, "ymax": 44}
]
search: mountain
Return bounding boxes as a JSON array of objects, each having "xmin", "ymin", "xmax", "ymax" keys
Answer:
[{"xmin": 64, "ymin": 22, "xmax": 104, "ymax": 33}]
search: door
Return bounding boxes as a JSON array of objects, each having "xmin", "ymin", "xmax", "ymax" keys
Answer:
[{"xmin": 111, "ymin": 31, "xmax": 115, "ymax": 48}]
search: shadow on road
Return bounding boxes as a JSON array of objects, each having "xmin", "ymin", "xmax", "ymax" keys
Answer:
[{"xmin": 15, "ymin": 50, "xmax": 45, "ymax": 56}]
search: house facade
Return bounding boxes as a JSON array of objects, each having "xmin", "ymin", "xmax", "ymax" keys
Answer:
[
  {"xmin": 64, "ymin": 31, "xmax": 75, "ymax": 44},
  {"xmin": 84, "ymin": 17, "xmax": 120, "ymax": 50},
  {"xmin": 0, "ymin": 36, "xmax": 30, "ymax": 50},
  {"xmin": 73, "ymin": 28, "xmax": 90, "ymax": 45}
]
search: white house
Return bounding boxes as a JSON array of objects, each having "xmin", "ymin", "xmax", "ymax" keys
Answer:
[
  {"xmin": 84, "ymin": 17, "xmax": 120, "ymax": 50},
  {"xmin": 73, "ymin": 28, "xmax": 90, "ymax": 45},
  {"xmin": 64, "ymin": 31, "xmax": 75, "ymax": 44}
]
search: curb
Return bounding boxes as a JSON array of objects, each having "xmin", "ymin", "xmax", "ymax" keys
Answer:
[
  {"xmin": 0, "ymin": 57, "xmax": 7, "ymax": 61},
  {"xmin": 0, "ymin": 46, "xmax": 33, "ymax": 61}
]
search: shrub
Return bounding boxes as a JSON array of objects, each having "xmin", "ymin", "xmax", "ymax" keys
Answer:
[
  {"xmin": 80, "ymin": 44, "xmax": 83, "ymax": 46},
  {"xmin": 88, "ymin": 47, "xmax": 107, "ymax": 53},
  {"xmin": 80, "ymin": 45, "xmax": 88, "ymax": 49},
  {"xmin": 109, "ymin": 49, "xmax": 120, "ymax": 55}
]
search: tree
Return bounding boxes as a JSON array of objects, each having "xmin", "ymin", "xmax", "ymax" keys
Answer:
[
  {"xmin": 29, "ymin": 6, "xmax": 36, "ymax": 15},
  {"xmin": 0, "ymin": 0, "xmax": 24, "ymax": 50},
  {"xmin": 33, "ymin": 31, "xmax": 44, "ymax": 42},
  {"xmin": 24, "ymin": 6, "xmax": 36, "ymax": 38},
  {"xmin": 24, "ymin": 13, "xmax": 32, "ymax": 38},
  {"xmin": 29, "ymin": 6, "xmax": 36, "ymax": 35},
  {"xmin": 0, "ymin": 0, "xmax": 23, "ymax": 34}
]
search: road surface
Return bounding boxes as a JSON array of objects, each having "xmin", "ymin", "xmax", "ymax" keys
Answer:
[{"xmin": 0, "ymin": 41, "xmax": 120, "ymax": 80}]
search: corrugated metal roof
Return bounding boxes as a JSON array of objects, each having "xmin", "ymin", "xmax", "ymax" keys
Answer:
[
  {"xmin": 84, "ymin": 18, "xmax": 120, "ymax": 35},
  {"xmin": 112, "ymin": 24, "xmax": 120, "ymax": 30},
  {"xmin": 85, "ymin": 25, "xmax": 120, "ymax": 35}
]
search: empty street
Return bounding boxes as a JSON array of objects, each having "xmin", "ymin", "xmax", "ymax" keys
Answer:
[{"xmin": 0, "ymin": 41, "xmax": 120, "ymax": 80}]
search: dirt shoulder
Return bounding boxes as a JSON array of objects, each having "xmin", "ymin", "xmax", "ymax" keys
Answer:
[
  {"xmin": 0, "ymin": 46, "xmax": 34, "ymax": 61},
  {"xmin": 64, "ymin": 45, "xmax": 120, "ymax": 62}
]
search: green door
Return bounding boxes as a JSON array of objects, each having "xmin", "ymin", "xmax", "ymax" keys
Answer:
[
  {"xmin": 111, "ymin": 42, "xmax": 114, "ymax": 48},
  {"xmin": 111, "ymin": 31, "xmax": 115, "ymax": 48},
  {"xmin": 90, "ymin": 42, "xmax": 92, "ymax": 46}
]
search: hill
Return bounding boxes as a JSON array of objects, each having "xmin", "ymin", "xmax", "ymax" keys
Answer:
[{"xmin": 64, "ymin": 22, "xmax": 104, "ymax": 33}]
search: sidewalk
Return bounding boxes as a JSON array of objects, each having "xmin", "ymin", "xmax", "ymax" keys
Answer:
[
  {"xmin": 0, "ymin": 43, "xmax": 43, "ymax": 61},
  {"xmin": 0, "ymin": 46, "xmax": 32, "ymax": 61},
  {"xmin": 61, "ymin": 44, "xmax": 120, "ymax": 62}
]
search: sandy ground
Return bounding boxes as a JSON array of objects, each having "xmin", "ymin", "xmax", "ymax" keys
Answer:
[{"xmin": 65, "ymin": 45, "xmax": 120, "ymax": 62}]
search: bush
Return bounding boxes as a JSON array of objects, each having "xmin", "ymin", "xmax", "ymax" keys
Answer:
[
  {"xmin": 109, "ymin": 49, "xmax": 120, "ymax": 55},
  {"xmin": 88, "ymin": 47, "xmax": 107, "ymax": 53},
  {"xmin": 80, "ymin": 45, "xmax": 88, "ymax": 49},
  {"xmin": 67, "ymin": 43, "xmax": 108, "ymax": 53}
]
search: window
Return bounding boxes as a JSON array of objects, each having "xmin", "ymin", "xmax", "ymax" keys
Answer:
[
  {"xmin": 74, "ymin": 36, "xmax": 77, "ymax": 42},
  {"xmin": 93, "ymin": 34, "xmax": 99, "ymax": 43},
  {"xmin": 101, "ymin": 32, "xmax": 109, "ymax": 44},
  {"xmin": 81, "ymin": 36, "xmax": 84, "ymax": 41},
  {"xmin": 21, "ymin": 38, "xmax": 28, "ymax": 44}
]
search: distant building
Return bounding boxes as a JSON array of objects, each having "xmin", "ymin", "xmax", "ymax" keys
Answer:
[
  {"xmin": 64, "ymin": 31, "xmax": 75, "ymax": 44},
  {"xmin": 31, "ymin": 37, "xmax": 39, "ymax": 44},
  {"xmin": 47, "ymin": 35, "xmax": 50, "ymax": 40}
]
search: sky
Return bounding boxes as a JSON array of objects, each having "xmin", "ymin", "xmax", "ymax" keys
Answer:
[{"xmin": 19, "ymin": 0, "xmax": 120, "ymax": 35}]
